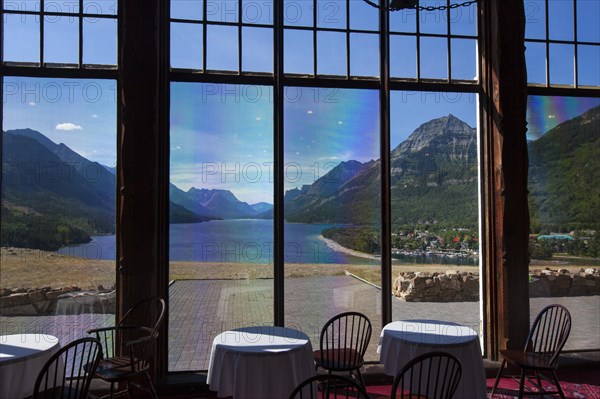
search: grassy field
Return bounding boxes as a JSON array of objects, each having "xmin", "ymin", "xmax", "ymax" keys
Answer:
[{"xmin": 1, "ymin": 247, "xmax": 595, "ymax": 290}]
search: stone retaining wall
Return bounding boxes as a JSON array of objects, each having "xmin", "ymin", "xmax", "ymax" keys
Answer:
[
  {"xmin": 0, "ymin": 285, "xmax": 115, "ymax": 316},
  {"xmin": 393, "ymin": 268, "xmax": 599, "ymax": 302}
]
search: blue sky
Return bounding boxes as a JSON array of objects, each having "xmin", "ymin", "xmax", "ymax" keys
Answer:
[
  {"xmin": 2, "ymin": 1, "xmax": 599, "ymax": 204},
  {"xmin": 3, "ymin": 76, "xmax": 118, "ymax": 167}
]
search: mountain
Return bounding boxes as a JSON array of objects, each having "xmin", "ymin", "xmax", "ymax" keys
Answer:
[
  {"xmin": 2, "ymin": 132, "xmax": 116, "ymax": 250},
  {"xmin": 169, "ymin": 202, "xmax": 214, "ymax": 224},
  {"xmin": 528, "ymin": 105, "xmax": 600, "ymax": 231},
  {"xmin": 388, "ymin": 114, "xmax": 478, "ymax": 226},
  {"xmin": 285, "ymin": 160, "xmax": 373, "ymax": 223},
  {"xmin": 185, "ymin": 188, "xmax": 258, "ymax": 219},
  {"xmin": 2, "ymin": 129, "xmax": 213, "ymax": 250},
  {"xmin": 169, "ymin": 183, "xmax": 214, "ymax": 217},
  {"xmin": 285, "ymin": 115, "xmax": 479, "ymax": 226},
  {"xmin": 250, "ymin": 202, "xmax": 273, "ymax": 214}
]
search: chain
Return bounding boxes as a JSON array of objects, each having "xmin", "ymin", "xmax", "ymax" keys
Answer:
[
  {"xmin": 362, "ymin": 0, "xmax": 480, "ymax": 12},
  {"xmin": 417, "ymin": 0, "xmax": 478, "ymax": 12}
]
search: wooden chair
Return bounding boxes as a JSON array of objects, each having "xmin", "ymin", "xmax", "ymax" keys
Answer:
[
  {"xmin": 33, "ymin": 337, "xmax": 103, "ymax": 399},
  {"xmin": 388, "ymin": 351, "xmax": 461, "ymax": 399},
  {"xmin": 88, "ymin": 297, "xmax": 165, "ymax": 399},
  {"xmin": 289, "ymin": 374, "xmax": 371, "ymax": 399},
  {"xmin": 491, "ymin": 304, "xmax": 572, "ymax": 399},
  {"xmin": 314, "ymin": 312, "xmax": 372, "ymax": 388}
]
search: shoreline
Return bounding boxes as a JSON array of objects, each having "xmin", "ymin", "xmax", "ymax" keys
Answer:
[{"xmin": 319, "ymin": 235, "xmax": 381, "ymax": 261}]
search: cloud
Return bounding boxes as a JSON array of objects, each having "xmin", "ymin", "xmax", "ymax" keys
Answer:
[
  {"xmin": 91, "ymin": 114, "xmax": 99, "ymax": 119},
  {"xmin": 56, "ymin": 123, "xmax": 83, "ymax": 131}
]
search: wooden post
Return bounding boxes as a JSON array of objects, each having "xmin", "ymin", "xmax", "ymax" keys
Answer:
[
  {"xmin": 480, "ymin": 0, "xmax": 531, "ymax": 358},
  {"xmin": 118, "ymin": 0, "xmax": 169, "ymax": 379}
]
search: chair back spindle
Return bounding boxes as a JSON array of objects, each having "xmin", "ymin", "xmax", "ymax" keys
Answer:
[
  {"xmin": 34, "ymin": 337, "xmax": 102, "ymax": 399},
  {"xmin": 390, "ymin": 351, "xmax": 462, "ymax": 399}
]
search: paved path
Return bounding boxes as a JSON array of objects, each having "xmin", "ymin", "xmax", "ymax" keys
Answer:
[
  {"xmin": 1, "ymin": 276, "xmax": 598, "ymax": 372},
  {"xmin": 169, "ymin": 276, "xmax": 600, "ymax": 370}
]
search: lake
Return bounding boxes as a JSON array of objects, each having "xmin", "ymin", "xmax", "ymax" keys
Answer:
[{"xmin": 57, "ymin": 219, "xmax": 477, "ymax": 266}]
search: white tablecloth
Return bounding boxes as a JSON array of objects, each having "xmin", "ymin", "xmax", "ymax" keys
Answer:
[
  {"xmin": 207, "ymin": 326, "xmax": 316, "ymax": 399},
  {"xmin": 378, "ymin": 320, "xmax": 486, "ymax": 399},
  {"xmin": 0, "ymin": 334, "xmax": 61, "ymax": 399}
]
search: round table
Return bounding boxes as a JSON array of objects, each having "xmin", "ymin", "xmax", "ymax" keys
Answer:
[
  {"xmin": 207, "ymin": 326, "xmax": 316, "ymax": 399},
  {"xmin": 378, "ymin": 320, "xmax": 486, "ymax": 399},
  {"xmin": 0, "ymin": 334, "xmax": 61, "ymax": 399}
]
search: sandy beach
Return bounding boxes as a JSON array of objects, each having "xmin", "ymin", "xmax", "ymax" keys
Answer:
[{"xmin": 319, "ymin": 235, "xmax": 381, "ymax": 261}]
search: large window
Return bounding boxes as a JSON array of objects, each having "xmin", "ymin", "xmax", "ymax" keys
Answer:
[
  {"xmin": 389, "ymin": 91, "xmax": 480, "ymax": 330},
  {"xmin": 1, "ymin": 76, "xmax": 117, "ymax": 342},
  {"xmin": 168, "ymin": 82, "xmax": 274, "ymax": 371},
  {"xmin": 0, "ymin": 0, "xmax": 118, "ymax": 357},
  {"xmin": 167, "ymin": 0, "xmax": 485, "ymax": 373},
  {"xmin": 524, "ymin": 0, "xmax": 600, "ymax": 351},
  {"xmin": 283, "ymin": 87, "xmax": 381, "ymax": 360},
  {"xmin": 526, "ymin": 95, "xmax": 600, "ymax": 351}
]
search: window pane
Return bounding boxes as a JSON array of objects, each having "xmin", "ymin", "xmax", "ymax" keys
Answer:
[
  {"xmin": 317, "ymin": 0, "xmax": 346, "ymax": 29},
  {"xmin": 577, "ymin": 0, "xmax": 600, "ymax": 43},
  {"xmin": 419, "ymin": 0, "xmax": 448, "ymax": 35},
  {"xmin": 524, "ymin": 0, "xmax": 546, "ymax": 39},
  {"xmin": 206, "ymin": 0, "xmax": 239, "ymax": 23},
  {"xmin": 350, "ymin": 33, "xmax": 379, "ymax": 78},
  {"xmin": 548, "ymin": 0, "xmax": 574, "ymax": 41},
  {"xmin": 243, "ymin": 27, "xmax": 273, "ymax": 73},
  {"xmin": 44, "ymin": 16, "xmax": 79, "ymax": 64},
  {"xmin": 549, "ymin": 44, "xmax": 574, "ymax": 86},
  {"xmin": 83, "ymin": 0, "xmax": 117, "ymax": 15},
  {"xmin": 284, "ymin": 29, "xmax": 314, "ymax": 75},
  {"xmin": 171, "ymin": 22, "xmax": 203, "ymax": 69},
  {"xmin": 83, "ymin": 17, "xmax": 117, "ymax": 65},
  {"xmin": 578, "ymin": 45, "xmax": 600, "ymax": 87},
  {"xmin": 350, "ymin": 0, "xmax": 378, "ymax": 31},
  {"xmin": 171, "ymin": 0, "xmax": 203, "ymax": 21},
  {"xmin": 420, "ymin": 37, "xmax": 448, "ymax": 79},
  {"xmin": 527, "ymin": 95, "xmax": 600, "ymax": 351},
  {"xmin": 242, "ymin": 0, "xmax": 274, "ymax": 25},
  {"xmin": 391, "ymin": 35, "xmax": 417, "ymax": 79},
  {"xmin": 451, "ymin": 38, "xmax": 477, "ymax": 81},
  {"xmin": 284, "ymin": 0, "xmax": 313, "ymax": 27},
  {"xmin": 207, "ymin": 24, "xmax": 239, "ymax": 71},
  {"xmin": 449, "ymin": 3, "xmax": 476, "ymax": 36},
  {"xmin": 526, "ymin": 41, "xmax": 547, "ymax": 85},
  {"xmin": 390, "ymin": 91, "xmax": 481, "ymax": 334},
  {"xmin": 1, "ymin": 76, "xmax": 117, "ymax": 351},
  {"xmin": 4, "ymin": 13, "xmax": 40, "ymax": 63},
  {"xmin": 3, "ymin": 0, "xmax": 39, "ymax": 12},
  {"xmin": 284, "ymin": 87, "xmax": 381, "ymax": 364},
  {"xmin": 44, "ymin": 1, "xmax": 79, "ymax": 14},
  {"xmin": 390, "ymin": 8, "xmax": 417, "ymax": 33},
  {"xmin": 317, "ymin": 31, "xmax": 347, "ymax": 76},
  {"xmin": 169, "ymin": 82, "xmax": 274, "ymax": 371}
]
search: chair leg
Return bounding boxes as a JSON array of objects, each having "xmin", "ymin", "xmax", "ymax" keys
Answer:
[
  {"xmin": 108, "ymin": 382, "xmax": 115, "ymax": 399},
  {"xmin": 354, "ymin": 368, "xmax": 367, "ymax": 389},
  {"xmin": 491, "ymin": 358, "xmax": 507, "ymax": 396},
  {"xmin": 551, "ymin": 370, "xmax": 566, "ymax": 399},
  {"xmin": 144, "ymin": 371, "xmax": 159, "ymax": 399},
  {"xmin": 517, "ymin": 369, "xmax": 527, "ymax": 399},
  {"xmin": 534, "ymin": 371, "xmax": 542, "ymax": 392}
]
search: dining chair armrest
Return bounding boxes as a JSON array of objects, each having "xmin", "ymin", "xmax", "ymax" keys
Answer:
[
  {"xmin": 87, "ymin": 326, "xmax": 117, "ymax": 335},
  {"xmin": 123, "ymin": 334, "xmax": 157, "ymax": 372}
]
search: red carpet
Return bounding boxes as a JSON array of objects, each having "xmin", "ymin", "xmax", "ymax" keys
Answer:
[
  {"xmin": 482, "ymin": 375, "xmax": 600, "ymax": 399},
  {"xmin": 363, "ymin": 373, "xmax": 600, "ymax": 399}
]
